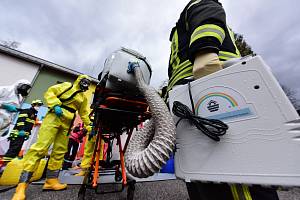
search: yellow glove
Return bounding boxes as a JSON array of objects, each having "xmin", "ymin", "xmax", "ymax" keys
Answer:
[{"xmin": 193, "ymin": 52, "xmax": 223, "ymax": 79}]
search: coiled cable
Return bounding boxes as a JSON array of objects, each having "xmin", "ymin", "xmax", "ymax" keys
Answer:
[{"xmin": 172, "ymin": 100, "xmax": 228, "ymax": 141}]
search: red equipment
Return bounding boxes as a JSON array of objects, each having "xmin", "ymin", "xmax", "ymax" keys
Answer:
[{"xmin": 78, "ymin": 88, "xmax": 151, "ymax": 200}]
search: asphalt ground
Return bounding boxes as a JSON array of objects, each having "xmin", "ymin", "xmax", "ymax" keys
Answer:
[{"xmin": 1, "ymin": 180, "xmax": 300, "ymax": 200}]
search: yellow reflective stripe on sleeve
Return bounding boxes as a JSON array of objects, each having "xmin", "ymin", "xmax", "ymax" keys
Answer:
[
  {"xmin": 230, "ymin": 185, "xmax": 240, "ymax": 200},
  {"xmin": 18, "ymin": 113, "xmax": 28, "ymax": 118},
  {"xmin": 219, "ymin": 51, "xmax": 241, "ymax": 60},
  {"xmin": 17, "ymin": 122, "xmax": 25, "ymax": 126},
  {"xmin": 25, "ymin": 118, "xmax": 35, "ymax": 124},
  {"xmin": 190, "ymin": 24, "xmax": 225, "ymax": 45},
  {"xmin": 242, "ymin": 185, "xmax": 253, "ymax": 200},
  {"xmin": 227, "ymin": 26, "xmax": 241, "ymax": 57}
]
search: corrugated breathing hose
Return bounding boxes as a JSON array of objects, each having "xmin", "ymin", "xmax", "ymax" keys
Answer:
[{"xmin": 125, "ymin": 64, "xmax": 176, "ymax": 178}]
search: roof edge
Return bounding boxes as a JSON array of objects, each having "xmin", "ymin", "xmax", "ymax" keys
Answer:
[{"xmin": 0, "ymin": 44, "xmax": 99, "ymax": 83}]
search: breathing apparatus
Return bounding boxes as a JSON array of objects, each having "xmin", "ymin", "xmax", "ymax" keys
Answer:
[
  {"xmin": 79, "ymin": 78, "xmax": 91, "ymax": 91},
  {"xmin": 17, "ymin": 83, "xmax": 31, "ymax": 97}
]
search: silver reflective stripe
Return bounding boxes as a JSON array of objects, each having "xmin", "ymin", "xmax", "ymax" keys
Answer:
[
  {"xmin": 185, "ymin": 0, "xmax": 203, "ymax": 31},
  {"xmin": 187, "ymin": 0, "xmax": 202, "ymax": 10},
  {"xmin": 191, "ymin": 27, "xmax": 225, "ymax": 44},
  {"xmin": 64, "ymin": 159, "xmax": 73, "ymax": 163}
]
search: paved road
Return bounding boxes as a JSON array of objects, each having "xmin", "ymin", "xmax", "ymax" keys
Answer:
[{"xmin": 1, "ymin": 180, "xmax": 300, "ymax": 200}]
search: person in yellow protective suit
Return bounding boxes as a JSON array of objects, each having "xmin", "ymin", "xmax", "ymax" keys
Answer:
[
  {"xmin": 12, "ymin": 75, "xmax": 92, "ymax": 200},
  {"xmin": 74, "ymin": 135, "xmax": 96, "ymax": 176}
]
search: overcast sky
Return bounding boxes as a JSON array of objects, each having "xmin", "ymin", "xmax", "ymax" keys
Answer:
[{"xmin": 0, "ymin": 0, "xmax": 299, "ymax": 98}]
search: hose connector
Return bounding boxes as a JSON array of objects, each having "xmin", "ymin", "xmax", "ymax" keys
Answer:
[{"xmin": 127, "ymin": 62, "xmax": 140, "ymax": 74}]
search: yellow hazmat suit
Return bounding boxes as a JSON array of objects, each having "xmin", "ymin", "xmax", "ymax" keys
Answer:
[
  {"xmin": 80, "ymin": 136, "xmax": 96, "ymax": 169},
  {"xmin": 76, "ymin": 127, "xmax": 105, "ymax": 176},
  {"xmin": 74, "ymin": 136, "xmax": 96, "ymax": 176},
  {"xmin": 12, "ymin": 75, "xmax": 92, "ymax": 200},
  {"xmin": 23, "ymin": 75, "xmax": 91, "ymax": 172}
]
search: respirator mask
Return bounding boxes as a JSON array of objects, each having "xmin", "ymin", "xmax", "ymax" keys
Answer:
[
  {"xmin": 79, "ymin": 78, "xmax": 91, "ymax": 91},
  {"xmin": 17, "ymin": 84, "xmax": 31, "ymax": 97}
]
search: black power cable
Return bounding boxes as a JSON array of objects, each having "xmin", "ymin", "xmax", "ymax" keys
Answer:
[{"xmin": 172, "ymin": 101, "xmax": 229, "ymax": 141}]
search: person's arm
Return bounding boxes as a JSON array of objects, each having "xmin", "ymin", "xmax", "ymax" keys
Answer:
[
  {"xmin": 22, "ymin": 109, "xmax": 36, "ymax": 133},
  {"xmin": 78, "ymin": 128, "xmax": 88, "ymax": 143},
  {"xmin": 187, "ymin": 1, "xmax": 226, "ymax": 79},
  {"xmin": 193, "ymin": 52, "xmax": 223, "ymax": 79},
  {"xmin": 78, "ymin": 96, "xmax": 92, "ymax": 133},
  {"xmin": 14, "ymin": 109, "xmax": 27, "ymax": 131},
  {"xmin": 44, "ymin": 82, "xmax": 72, "ymax": 109},
  {"xmin": 13, "ymin": 109, "xmax": 34, "ymax": 138}
]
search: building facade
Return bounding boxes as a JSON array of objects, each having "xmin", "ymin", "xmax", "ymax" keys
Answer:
[{"xmin": 0, "ymin": 44, "xmax": 98, "ymax": 155}]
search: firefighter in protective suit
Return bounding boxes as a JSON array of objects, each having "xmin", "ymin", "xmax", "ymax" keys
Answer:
[
  {"xmin": 12, "ymin": 75, "xmax": 92, "ymax": 200},
  {"xmin": 165, "ymin": 0, "xmax": 279, "ymax": 200},
  {"xmin": 4, "ymin": 99, "xmax": 43, "ymax": 160}
]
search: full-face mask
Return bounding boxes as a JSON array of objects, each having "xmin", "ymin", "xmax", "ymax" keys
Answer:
[
  {"xmin": 17, "ymin": 83, "xmax": 31, "ymax": 97},
  {"xmin": 79, "ymin": 78, "xmax": 91, "ymax": 91}
]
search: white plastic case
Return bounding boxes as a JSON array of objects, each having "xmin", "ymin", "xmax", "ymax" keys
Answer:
[{"xmin": 169, "ymin": 56, "xmax": 300, "ymax": 186}]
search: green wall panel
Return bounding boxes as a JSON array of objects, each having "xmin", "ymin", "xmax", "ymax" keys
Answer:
[{"xmin": 25, "ymin": 67, "xmax": 77, "ymax": 104}]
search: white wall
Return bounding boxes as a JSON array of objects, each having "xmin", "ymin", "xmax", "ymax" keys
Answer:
[{"xmin": 0, "ymin": 53, "xmax": 39, "ymax": 86}]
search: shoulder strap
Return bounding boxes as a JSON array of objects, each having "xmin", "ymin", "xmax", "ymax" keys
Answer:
[
  {"xmin": 56, "ymin": 83, "xmax": 83, "ymax": 103},
  {"xmin": 57, "ymin": 83, "xmax": 73, "ymax": 99},
  {"xmin": 60, "ymin": 90, "xmax": 83, "ymax": 103}
]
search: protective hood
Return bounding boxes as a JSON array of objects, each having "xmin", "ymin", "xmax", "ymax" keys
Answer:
[
  {"xmin": 14, "ymin": 79, "xmax": 31, "ymax": 94},
  {"xmin": 73, "ymin": 75, "xmax": 91, "ymax": 91},
  {"xmin": 0, "ymin": 80, "xmax": 30, "ymax": 134},
  {"xmin": 0, "ymin": 79, "xmax": 31, "ymax": 106}
]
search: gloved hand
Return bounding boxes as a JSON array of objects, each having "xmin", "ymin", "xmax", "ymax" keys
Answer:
[
  {"xmin": 53, "ymin": 105, "xmax": 63, "ymax": 117},
  {"xmin": 1, "ymin": 104, "xmax": 18, "ymax": 112},
  {"xmin": 18, "ymin": 130, "xmax": 26, "ymax": 137},
  {"xmin": 193, "ymin": 52, "xmax": 223, "ymax": 79}
]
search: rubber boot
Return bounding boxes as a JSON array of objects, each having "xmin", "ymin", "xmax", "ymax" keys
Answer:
[
  {"xmin": 11, "ymin": 171, "xmax": 32, "ymax": 200},
  {"xmin": 43, "ymin": 178, "xmax": 67, "ymax": 190},
  {"xmin": 11, "ymin": 183, "xmax": 27, "ymax": 200},
  {"xmin": 74, "ymin": 168, "xmax": 88, "ymax": 176},
  {"xmin": 42, "ymin": 169, "xmax": 67, "ymax": 191}
]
